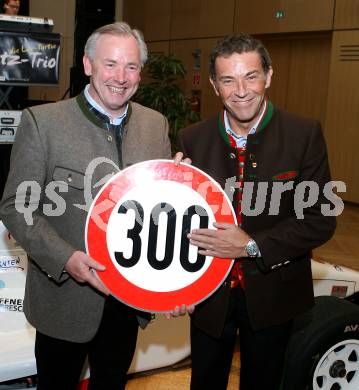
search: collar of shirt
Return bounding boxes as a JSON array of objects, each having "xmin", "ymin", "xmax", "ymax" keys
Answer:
[
  {"xmin": 84, "ymin": 84, "xmax": 128, "ymax": 125},
  {"xmin": 224, "ymin": 100, "xmax": 267, "ymax": 148}
]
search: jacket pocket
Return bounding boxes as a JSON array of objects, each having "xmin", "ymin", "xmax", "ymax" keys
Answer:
[{"xmin": 52, "ymin": 166, "xmax": 85, "ymax": 190}]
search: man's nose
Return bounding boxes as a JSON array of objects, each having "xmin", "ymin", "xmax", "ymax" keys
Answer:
[
  {"xmin": 232, "ymin": 78, "xmax": 248, "ymax": 97},
  {"xmin": 114, "ymin": 67, "xmax": 126, "ymax": 83}
]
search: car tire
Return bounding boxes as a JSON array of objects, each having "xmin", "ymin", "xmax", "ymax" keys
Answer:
[{"xmin": 282, "ymin": 296, "xmax": 359, "ymax": 390}]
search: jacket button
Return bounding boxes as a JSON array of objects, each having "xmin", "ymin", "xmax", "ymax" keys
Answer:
[{"xmin": 229, "ymin": 152, "xmax": 236, "ymax": 159}]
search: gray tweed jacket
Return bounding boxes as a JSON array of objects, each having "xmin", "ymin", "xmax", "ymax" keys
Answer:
[{"xmin": 0, "ymin": 94, "xmax": 171, "ymax": 342}]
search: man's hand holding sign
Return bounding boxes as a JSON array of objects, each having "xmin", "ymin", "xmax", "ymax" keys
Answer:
[
  {"xmin": 64, "ymin": 250, "xmax": 109, "ymax": 296},
  {"xmin": 189, "ymin": 222, "xmax": 250, "ymax": 259}
]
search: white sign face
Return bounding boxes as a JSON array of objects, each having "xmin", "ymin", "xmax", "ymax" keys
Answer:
[
  {"xmin": 107, "ymin": 180, "xmax": 216, "ymax": 292},
  {"xmin": 86, "ymin": 160, "xmax": 236, "ymax": 312}
]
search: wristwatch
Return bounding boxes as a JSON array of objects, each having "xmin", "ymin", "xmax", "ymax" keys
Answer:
[{"xmin": 245, "ymin": 239, "xmax": 260, "ymax": 258}]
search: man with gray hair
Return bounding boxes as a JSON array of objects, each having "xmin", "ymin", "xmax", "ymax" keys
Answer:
[{"xmin": 0, "ymin": 22, "xmax": 171, "ymax": 389}]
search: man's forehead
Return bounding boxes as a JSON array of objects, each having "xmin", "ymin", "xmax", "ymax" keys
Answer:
[
  {"xmin": 94, "ymin": 34, "xmax": 138, "ymax": 51},
  {"xmin": 215, "ymin": 51, "xmax": 263, "ymax": 72},
  {"xmin": 97, "ymin": 33, "xmax": 135, "ymax": 44},
  {"xmin": 217, "ymin": 50, "xmax": 261, "ymax": 63}
]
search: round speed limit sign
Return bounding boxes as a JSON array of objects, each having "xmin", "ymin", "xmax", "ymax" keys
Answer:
[{"xmin": 86, "ymin": 160, "xmax": 237, "ymax": 312}]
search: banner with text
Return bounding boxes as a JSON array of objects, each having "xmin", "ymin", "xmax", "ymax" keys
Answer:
[{"xmin": 0, "ymin": 31, "xmax": 60, "ymax": 86}]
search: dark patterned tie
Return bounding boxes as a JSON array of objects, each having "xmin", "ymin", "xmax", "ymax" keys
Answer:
[{"xmin": 85, "ymin": 103, "xmax": 126, "ymax": 168}]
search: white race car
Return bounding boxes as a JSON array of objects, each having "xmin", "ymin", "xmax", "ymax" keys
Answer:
[
  {"xmin": 0, "ymin": 221, "xmax": 358, "ymax": 390},
  {"xmin": 283, "ymin": 260, "xmax": 359, "ymax": 390}
]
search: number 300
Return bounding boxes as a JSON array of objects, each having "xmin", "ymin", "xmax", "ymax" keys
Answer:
[{"xmin": 114, "ymin": 200, "xmax": 209, "ymax": 272}]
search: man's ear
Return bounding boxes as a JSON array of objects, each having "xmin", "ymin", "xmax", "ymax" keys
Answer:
[
  {"xmin": 265, "ymin": 66, "xmax": 273, "ymax": 89},
  {"xmin": 83, "ymin": 55, "xmax": 92, "ymax": 77},
  {"xmin": 209, "ymin": 77, "xmax": 220, "ymax": 96}
]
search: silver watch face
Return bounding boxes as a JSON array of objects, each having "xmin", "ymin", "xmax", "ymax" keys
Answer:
[{"xmin": 246, "ymin": 240, "xmax": 258, "ymax": 257}]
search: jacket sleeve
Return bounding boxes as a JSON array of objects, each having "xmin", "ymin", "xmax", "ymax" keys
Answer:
[
  {"xmin": 251, "ymin": 122, "xmax": 337, "ymax": 272},
  {"xmin": 0, "ymin": 109, "xmax": 74, "ymax": 282}
]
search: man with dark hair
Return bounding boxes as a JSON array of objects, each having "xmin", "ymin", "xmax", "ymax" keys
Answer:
[
  {"xmin": 0, "ymin": 22, "xmax": 171, "ymax": 390},
  {"xmin": 178, "ymin": 33, "xmax": 336, "ymax": 390},
  {"xmin": 3, "ymin": 0, "xmax": 20, "ymax": 15}
]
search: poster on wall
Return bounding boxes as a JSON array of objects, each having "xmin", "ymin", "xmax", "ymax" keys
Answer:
[{"xmin": 0, "ymin": 31, "xmax": 60, "ymax": 86}]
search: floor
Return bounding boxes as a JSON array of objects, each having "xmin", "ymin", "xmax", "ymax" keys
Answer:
[{"xmin": 126, "ymin": 202, "xmax": 359, "ymax": 389}]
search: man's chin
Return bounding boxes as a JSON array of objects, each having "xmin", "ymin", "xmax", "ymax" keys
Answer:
[
  {"xmin": 229, "ymin": 104, "xmax": 264, "ymax": 124},
  {"xmin": 107, "ymin": 99, "xmax": 128, "ymax": 111},
  {"xmin": 229, "ymin": 109, "xmax": 258, "ymax": 124}
]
